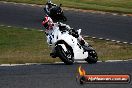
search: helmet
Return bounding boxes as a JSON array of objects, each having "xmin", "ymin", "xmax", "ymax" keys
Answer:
[
  {"xmin": 42, "ymin": 16, "xmax": 53, "ymax": 29},
  {"xmin": 47, "ymin": 2, "xmax": 52, "ymax": 8},
  {"xmin": 46, "ymin": 1, "xmax": 52, "ymax": 8}
]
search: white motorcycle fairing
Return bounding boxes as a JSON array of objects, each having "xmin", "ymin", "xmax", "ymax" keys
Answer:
[{"xmin": 46, "ymin": 26, "xmax": 88, "ymax": 60}]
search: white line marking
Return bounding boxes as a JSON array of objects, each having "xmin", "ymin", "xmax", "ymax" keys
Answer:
[
  {"xmin": 38, "ymin": 30, "xmax": 44, "ymax": 32},
  {"xmin": 31, "ymin": 5, "xmax": 34, "ymax": 6},
  {"xmin": 0, "ymin": 64, "xmax": 25, "ymax": 66},
  {"xmin": 84, "ymin": 36, "xmax": 89, "ymax": 38},
  {"xmin": 3, "ymin": 2, "xmax": 7, "ymax": 3},
  {"xmin": 123, "ymin": 42, "xmax": 128, "ymax": 44},
  {"xmin": 7, "ymin": 26, "xmax": 11, "ymax": 27},
  {"xmin": 106, "ymin": 39, "xmax": 110, "ymax": 41},
  {"xmin": 105, "ymin": 60, "xmax": 124, "ymax": 62},
  {"xmin": 99, "ymin": 38, "xmax": 103, "ymax": 40},
  {"xmin": 22, "ymin": 4, "xmax": 26, "ymax": 6},
  {"xmin": 24, "ymin": 28, "xmax": 28, "ymax": 29},
  {"xmin": 55, "ymin": 61, "xmax": 102, "ymax": 64},
  {"xmin": 25, "ymin": 63, "xmax": 49, "ymax": 65},
  {"xmin": 111, "ymin": 40, "xmax": 116, "ymax": 42},
  {"xmin": 0, "ymin": 25, "xmax": 4, "ymax": 26},
  {"xmin": 92, "ymin": 37, "xmax": 96, "ymax": 39},
  {"xmin": 122, "ymin": 14, "xmax": 127, "ymax": 16},
  {"xmin": 130, "ymin": 43, "xmax": 132, "ymax": 45},
  {"xmin": 54, "ymin": 62, "xmax": 64, "ymax": 64},
  {"xmin": 75, "ymin": 61, "xmax": 87, "ymax": 63},
  {"xmin": 113, "ymin": 13, "xmax": 117, "ymax": 15},
  {"xmin": 116, "ymin": 41, "xmax": 121, "ymax": 43},
  {"xmin": 0, "ymin": 59, "xmax": 131, "ymax": 66}
]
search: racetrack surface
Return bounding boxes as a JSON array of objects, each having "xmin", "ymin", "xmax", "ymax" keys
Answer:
[
  {"xmin": 0, "ymin": 61, "xmax": 132, "ymax": 88},
  {"xmin": 0, "ymin": 2, "xmax": 132, "ymax": 88},
  {"xmin": 0, "ymin": 2, "xmax": 132, "ymax": 43}
]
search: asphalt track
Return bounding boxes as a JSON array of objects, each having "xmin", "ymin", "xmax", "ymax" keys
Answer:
[
  {"xmin": 0, "ymin": 2, "xmax": 132, "ymax": 88},
  {"xmin": 0, "ymin": 2, "xmax": 132, "ymax": 43},
  {"xmin": 0, "ymin": 61, "xmax": 132, "ymax": 88}
]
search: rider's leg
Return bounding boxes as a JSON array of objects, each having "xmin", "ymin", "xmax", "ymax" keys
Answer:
[
  {"xmin": 78, "ymin": 35, "xmax": 88, "ymax": 46},
  {"xmin": 78, "ymin": 35, "xmax": 94, "ymax": 50}
]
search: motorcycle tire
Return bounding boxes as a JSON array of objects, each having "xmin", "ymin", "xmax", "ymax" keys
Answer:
[
  {"xmin": 85, "ymin": 50, "xmax": 98, "ymax": 64},
  {"xmin": 56, "ymin": 44, "xmax": 74, "ymax": 65}
]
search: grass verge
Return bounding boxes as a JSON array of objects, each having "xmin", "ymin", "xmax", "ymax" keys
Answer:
[
  {"xmin": 0, "ymin": 26, "xmax": 60, "ymax": 64},
  {"xmin": 1, "ymin": 0, "xmax": 132, "ymax": 14},
  {"xmin": 85, "ymin": 37, "xmax": 132, "ymax": 62},
  {"xmin": 0, "ymin": 26, "xmax": 132, "ymax": 64}
]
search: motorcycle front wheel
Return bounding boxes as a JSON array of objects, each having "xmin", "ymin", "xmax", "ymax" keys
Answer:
[
  {"xmin": 85, "ymin": 50, "xmax": 98, "ymax": 64},
  {"xmin": 56, "ymin": 45, "xmax": 74, "ymax": 65}
]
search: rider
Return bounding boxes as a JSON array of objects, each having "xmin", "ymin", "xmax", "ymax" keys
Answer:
[
  {"xmin": 45, "ymin": 0, "xmax": 57, "ymax": 15},
  {"xmin": 42, "ymin": 16, "xmax": 89, "ymax": 49}
]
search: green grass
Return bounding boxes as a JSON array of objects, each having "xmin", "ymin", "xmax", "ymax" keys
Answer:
[
  {"xmin": 85, "ymin": 37, "xmax": 132, "ymax": 61},
  {"xmin": 0, "ymin": 26, "xmax": 132, "ymax": 64},
  {"xmin": 0, "ymin": 26, "xmax": 60, "ymax": 64},
  {"xmin": 1, "ymin": 0, "xmax": 132, "ymax": 13}
]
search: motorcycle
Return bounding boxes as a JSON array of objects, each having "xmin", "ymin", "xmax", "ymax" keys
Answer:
[
  {"xmin": 46, "ymin": 27, "xmax": 98, "ymax": 65},
  {"xmin": 44, "ymin": 4, "xmax": 67, "ymax": 21}
]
